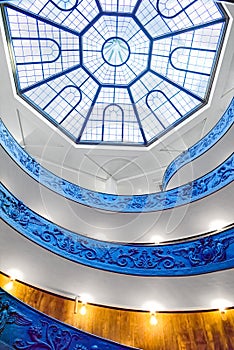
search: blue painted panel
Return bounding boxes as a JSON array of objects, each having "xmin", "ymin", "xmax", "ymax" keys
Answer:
[
  {"xmin": 162, "ymin": 97, "xmax": 234, "ymax": 190},
  {"xmin": 1, "ymin": 183, "xmax": 234, "ymax": 276},
  {"xmin": 0, "ymin": 289, "xmax": 140, "ymax": 349},
  {"xmin": 1, "ymin": 119, "xmax": 233, "ymax": 212}
]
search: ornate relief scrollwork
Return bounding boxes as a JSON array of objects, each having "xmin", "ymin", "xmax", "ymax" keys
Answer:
[
  {"xmin": 13, "ymin": 321, "xmax": 80, "ymax": 349},
  {"xmin": 0, "ymin": 293, "xmax": 32, "ymax": 335},
  {"xmin": 1, "ymin": 184, "xmax": 234, "ymax": 276},
  {"xmin": 0, "ymin": 291, "xmax": 137, "ymax": 349},
  {"xmin": 1, "ymin": 116, "xmax": 233, "ymax": 212},
  {"xmin": 174, "ymin": 236, "xmax": 232, "ymax": 267},
  {"xmin": 163, "ymin": 98, "xmax": 234, "ymax": 190}
]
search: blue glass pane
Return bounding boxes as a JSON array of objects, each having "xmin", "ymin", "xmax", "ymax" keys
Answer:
[
  {"xmin": 24, "ymin": 69, "xmax": 99, "ymax": 138},
  {"xmin": 99, "ymin": 0, "xmax": 138, "ymax": 13},
  {"xmin": 151, "ymin": 22, "xmax": 224, "ymax": 98},
  {"xmin": 3, "ymin": 0, "xmax": 227, "ymax": 145},
  {"xmin": 136, "ymin": 0, "xmax": 224, "ymax": 38},
  {"xmin": 6, "ymin": 7, "xmax": 80, "ymax": 89},
  {"xmin": 10, "ymin": 0, "xmax": 99, "ymax": 32}
]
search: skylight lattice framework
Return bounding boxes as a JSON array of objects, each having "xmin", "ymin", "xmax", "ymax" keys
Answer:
[{"xmin": 2, "ymin": 0, "xmax": 227, "ymax": 145}]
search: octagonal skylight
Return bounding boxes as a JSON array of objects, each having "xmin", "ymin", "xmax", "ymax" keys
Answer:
[{"xmin": 2, "ymin": 0, "xmax": 227, "ymax": 145}]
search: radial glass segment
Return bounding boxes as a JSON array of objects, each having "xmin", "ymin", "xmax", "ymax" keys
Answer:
[{"xmin": 2, "ymin": 0, "xmax": 227, "ymax": 145}]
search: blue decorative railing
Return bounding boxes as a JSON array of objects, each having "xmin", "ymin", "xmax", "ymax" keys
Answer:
[
  {"xmin": 1, "ymin": 183, "xmax": 234, "ymax": 276},
  {"xmin": 1, "ymin": 120, "xmax": 234, "ymax": 213},
  {"xmin": 0, "ymin": 289, "xmax": 140, "ymax": 349},
  {"xmin": 162, "ymin": 97, "xmax": 234, "ymax": 190}
]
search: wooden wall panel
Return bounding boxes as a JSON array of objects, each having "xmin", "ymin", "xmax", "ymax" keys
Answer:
[{"xmin": 1, "ymin": 273, "xmax": 234, "ymax": 350}]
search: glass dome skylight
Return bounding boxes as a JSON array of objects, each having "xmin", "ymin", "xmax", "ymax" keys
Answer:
[{"xmin": 2, "ymin": 0, "xmax": 227, "ymax": 145}]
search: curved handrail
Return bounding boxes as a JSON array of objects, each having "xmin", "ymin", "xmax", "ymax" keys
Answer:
[
  {"xmin": 1, "ymin": 120, "xmax": 233, "ymax": 213},
  {"xmin": 0, "ymin": 289, "xmax": 140, "ymax": 349},
  {"xmin": 1, "ymin": 182, "xmax": 234, "ymax": 276},
  {"xmin": 162, "ymin": 97, "xmax": 234, "ymax": 190}
]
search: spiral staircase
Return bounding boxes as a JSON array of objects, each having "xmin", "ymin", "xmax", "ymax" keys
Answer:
[{"xmin": 0, "ymin": 1, "xmax": 234, "ymax": 349}]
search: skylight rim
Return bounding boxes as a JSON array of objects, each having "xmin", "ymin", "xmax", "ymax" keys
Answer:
[{"xmin": 1, "ymin": 0, "xmax": 228, "ymax": 146}]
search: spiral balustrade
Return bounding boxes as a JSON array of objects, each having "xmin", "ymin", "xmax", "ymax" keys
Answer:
[
  {"xmin": 162, "ymin": 97, "xmax": 234, "ymax": 190},
  {"xmin": 0, "ymin": 289, "xmax": 139, "ymax": 349},
  {"xmin": 1, "ymin": 182, "xmax": 234, "ymax": 276},
  {"xmin": 1, "ymin": 119, "xmax": 233, "ymax": 213}
]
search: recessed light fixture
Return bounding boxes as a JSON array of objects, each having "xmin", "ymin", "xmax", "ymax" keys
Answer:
[
  {"xmin": 74, "ymin": 293, "xmax": 94, "ymax": 315},
  {"xmin": 150, "ymin": 235, "xmax": 163, "ymax": 244},
  {"xmin": 142, "ymin": 301, "xmax": 164, "ymax": 312},
  {"xmin": 142, "ymin": 301, "xmax": 163, "ymax": 326},
  {"xmin": 79, "ymin": 303, "xmax": 87, "ymax": 316},
  {"xmin": 95, "ymin": 233, "xmax": 106, "ymax": 241},
  {"xmin": 150, "ymin": 312, "xmax": 158, "ymax": 326},
  {"xmin": 4, "ymin": 280, "xmax": 14, "ymax": 291},
  {"xmin": 209, "ymin": 220, "xmax": 226, "ymax": 231},
  {"xmin": 79, "ymin": 293, "xmax": 93, "ymax": 304},
  {"xmin": 211, "ymin": 298, "xmax": 232, "ymax": 312},
  {"xmin": 7, "ymin": 268, "xmax": 23, "ymax": 281},
  {"xmin": 3, "ymin": 269, "xmax": 23, "ymax": 291}
]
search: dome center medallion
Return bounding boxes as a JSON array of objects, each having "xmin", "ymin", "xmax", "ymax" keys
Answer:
[{"xmin": 102, "ymin": 37, "xmax": 130, "ymax": 66}]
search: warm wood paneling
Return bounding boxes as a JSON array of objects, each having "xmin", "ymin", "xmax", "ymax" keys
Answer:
[{"xmin": 1, "ymin": 273, "xmax": 234, "ymax": 350}]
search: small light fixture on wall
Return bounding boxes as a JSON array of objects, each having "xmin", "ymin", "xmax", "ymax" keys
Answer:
[
  {"xmin": 209, "ymin": 220, "xmax": 226, "ymax": 232},
  {"xmin": 143, "ymin": 300, "xmax": 163, "ymax": 325},
  {"xmin": 211, "ymin": 298, "xmax": 232, "ymax": 320},
  {"xmin": 150, "ymin": 312, "xmax": 158, "ymax": 326},
  {"xmin": 74, "ymin": 296, "xmax": 79, "ymax": 314},
  {"xmin": 79, "ymin": 302, "xmax": 87, "ymax": 316},
  {"xmin": 219, "ymin": 308, "xmax": 227, "ymax": 321},
  {"xmin": 74, "ymin": 293, "xmax": 92, "ymax": 315},
  {"xmin": 150, "ymin": 235, "xmax": 163, "ymax": 244},
  {"xmin": 4, "ymin": 278, "xmax": 15, "ymax": 291},
  {"xmin": 3, "ymin": 269, "xmax": 23, "ymax": 291}
]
